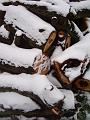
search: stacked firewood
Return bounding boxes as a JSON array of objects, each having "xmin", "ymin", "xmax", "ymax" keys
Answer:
[{"xmin": 0, "ymin": 0, "xmax": 90, "ymax": 120}]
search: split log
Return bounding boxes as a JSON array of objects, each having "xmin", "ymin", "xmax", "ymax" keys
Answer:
[{"xmin": 33, "ymin": 30, "xmax": 72, "ymax": 75}]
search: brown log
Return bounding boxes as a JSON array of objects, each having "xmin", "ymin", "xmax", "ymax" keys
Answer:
[
  {"xmin": 43, "ymin": 31, "xmax": 57, "ymax": 53},
  {"xmin": 72, "ymin": 78, "xmax": 90, "ymax": 92},
  {"xmin": 54, "ymin": 62, "xmax": 70, "ymax": 86}
]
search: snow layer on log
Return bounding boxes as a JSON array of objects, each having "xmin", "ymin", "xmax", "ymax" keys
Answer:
[
  {"xmin": 53, "ymin": 33, "xmax": 90, "ymax": 63},
  {"xmin": 40, "ymin": 0, "xmax": 70, "ymax": 16},
  {"xmin": 0, "ymin": 43, "xmax": 41, "ymax": 68},
  {"xmin": 0, "ymin": 92, "xmax": 40, "ymax": 112},
  {"xmin": 0, "ymin": 25, "xmax": 9, "ymax": 38},
  {"xmin": 0, "ymin": 0, "xmax": 70, "ymax": 17},
  {"xmin": 0, "ymin": 73, "xmax": 64, "ymax": 106},
  {"xmin": 70, "ymin": 1, "xmax": 90, "ymax": 11},
  {"xmin": 83, "ymin": 67, "xmax": 90, "ymax": 80},
  {"xmin": 4, "ymin": 5, "xmax": 55, "ymax": 45},
  {"xmin": 61, "ymin": 89, "xmax": 75, "ymax": 110}
]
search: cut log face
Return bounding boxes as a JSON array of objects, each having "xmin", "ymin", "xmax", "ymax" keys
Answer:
[
  {"xmin": 43, "ymin": 31, "xmax": 57, "ymax": 53},
  {"xmin": 33, "ymin": 53, "xmax": 50, "ymax": 75},
  {"xmin": 72, "ymin": 78, "xmax": 90, "ymax": 92}
]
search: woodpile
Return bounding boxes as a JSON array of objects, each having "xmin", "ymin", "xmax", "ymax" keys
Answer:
[{"xmin": 0, "ymin": 0, "xmax": 90, "ymax": 120}]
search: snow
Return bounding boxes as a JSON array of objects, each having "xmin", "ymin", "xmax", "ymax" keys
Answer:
[
  {"xmin": 0, "ymin": 73, "xmax": 64, "ymax": 106},
  {"xmin": 2, "ymin": 0, "xmax": 71, "ymax": 17},
  {"xmin": 52, "ymin": 33, "xmax": 90, "ymax": 81},
  {"xmin": 0, "ymin": 92, "xmax": 40, "ymax": 112},
  {"xmin": 47, "ymin": 70, "xmax": 62, "ymax": 88},
  {"xmin": 70, "ymin": 1, "xmax": 90, "ymax": 12},
  {"xmin": 15, "ymin": 30, "xmax": 23, "ymax": 36},
  {"xmin": 51, "ymin": 46, "xmax": 63, "ymax": 64},
  {"xmin": 83, "ymin": 68, "xmax": 90, "ymax": 80},
  {"xmin": 87, "ymin": 18, "xmax": 90, "ymax": 33},
  {"xmin": 53, "ymin": 33, "xmax": 90, "ymax": 63},
  {"xmin": 0, "ymin": 43, "xmax": 41, "ymax": 68},
  {"xmin": 4, "ymin": 5, "xmax": 55, "ymax": 45},
  {"xmin": 29, "ymin": 0, "xmax": 70, "ymax": 16},
  {"xmin": 64, "ymin": 66, "xmax": 83, "ymax": 81},
  {"xmin": 0, "ymin": 25, "xmax": 9, "ymax": 38},
  {"xmin": 61, "ymin": 89, "xmax": 75, "ymax": 110},
  {"xmin": 72, "ymin": 22, "xmax": 83, "ymax": 40}
]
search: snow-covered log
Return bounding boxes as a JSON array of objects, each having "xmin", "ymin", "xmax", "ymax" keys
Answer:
[
  {"xmin": 0, "ymin": 43, "xmax": 41, "ymax": 74},
  {"xmin": 0, "ymin": 73, "xmax": 65, "ymax": 117},
  {"xmin": 70, "ymin": 0, "xmax": 90, "ymax": 18},
  {"xmin": 0, "ymin": 4, "xmax": 55, "ymax": 49},
  {"xmin": 72, "ymin": 67, "xmax": 90, "ymax": 91},
  {"xmin": 0, "ymin": 73, "xmax": 64, "ymax": 107},
  {"xmin": 53, "ymin": 33, "xmax": 90, "ymax": 87}
]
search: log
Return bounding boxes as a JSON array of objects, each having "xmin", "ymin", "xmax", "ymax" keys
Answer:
[
  {"xmin": 0, "ymin": 24, "xmax": 16, "ymax": 45},
  {"xmin": 0, "ymin": 107, "xmax": 55, "ymax": 118},
  {"xmin": 53, "ymin": 33, "xmax": 90, "ymax": 86},
  {"xmin": 0, "ymin": 10, "xmax": 5, "ymax": 26},
  {"xmin": 0, "ymin": 87, "xmax": 46, "ymax": 109},
  {"xmin": 2, "ymin": 1, "xmax": 70, "ymax": 31},
  {"xmin": 0, "ymin": 43, "xmax": 41, "ymax": 74},
  {"xmin": 54, "ymin": 62, "xmax": 70, "ymax": 86},
  {"xmin": 72, "ymin": 78, "xmax": 90, "ymax": 92}
]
